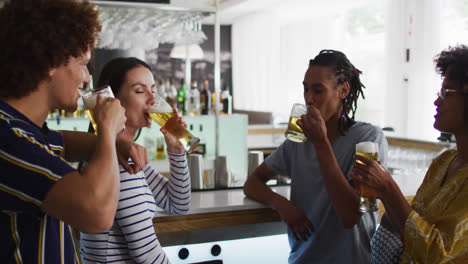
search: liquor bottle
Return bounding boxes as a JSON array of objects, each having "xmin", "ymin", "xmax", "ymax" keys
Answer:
[
  {"xmin": 155, "ymin": 134, "xmax": 166, "ymax": 160},
  {"xmin": 211, "ymin": 92, "xmax": 216, "ymax": 114},
  {"xmin": 185, "ymin": 81, "xmax": 191, "ymax": 115},
  {"xmin": 165, "ymin": 79, "xmax": 178, "ymax": 108},
  {"xmin": 189, "ymin": 80, "xmax": 200, "ymax": 115},
  {"xmin": 157, "ymin": 79, "xmax": 167, "ymax": 102},
  {"xmin": 177, "ymin": 79, "xmax": 186, "ymax": 115},
  {"xmin": 200, "ymin": 80, "xmax": 211, "ymax": 115},
  {"xmin": 221, "ymin": 87, "xmax": 232, "ymax": 114}
]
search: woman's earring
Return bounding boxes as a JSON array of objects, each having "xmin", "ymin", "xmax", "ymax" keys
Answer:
[{"xmin": 340, "ymin": 111, "xmax": 345, "ymax": 121}]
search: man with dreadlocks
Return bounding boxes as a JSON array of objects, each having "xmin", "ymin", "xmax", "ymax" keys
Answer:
[{"xmin": 244, "ymin": 49, "xmax": 388, "ymax": 263}]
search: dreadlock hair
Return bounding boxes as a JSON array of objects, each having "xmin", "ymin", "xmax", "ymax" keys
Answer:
[{"xmin": 309, "ymin": 49, "xmax": 366, "ymax": 134}]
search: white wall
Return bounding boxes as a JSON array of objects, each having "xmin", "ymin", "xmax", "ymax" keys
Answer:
[
  {"xmin": 278, "ymin": 15, "xmax": 348, "ymax": 122},
  {"xmin": 383, "ymin": 0, "xmax": 442, "ymax": 140},
  {"xmin": 231, "ymin": 11, "xmax": 281, "ymax": 115},
  {"xmin": 404, "ymin": 0, "xmax": 442, "ymax": 141},
  {"xmin": 383, "ymin": 0, "xmax": 407, "ymax": 138}
]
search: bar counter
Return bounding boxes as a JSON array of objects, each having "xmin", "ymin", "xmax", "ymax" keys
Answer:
[
  {"xmin": 153, "ymin": 126, "xmax": 452, "ymax": 247},
  {"xmin": 153, "ymin": 186, "xmax": 289, "ymax": 246}
]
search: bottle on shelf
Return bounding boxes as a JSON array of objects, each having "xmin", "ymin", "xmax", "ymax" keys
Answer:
[
  {"xmin": 221, "ymin": 86, "xmax": 232, "ymax": 115},
  {"xmin": 155, "ymin": 134, "xmax": 166, "ymax": 160},
  {"xmin": 211, "ymin": 91, "xmax": 216, "ymax": 114},
  {"xmin": 188, "ymin": 80, "xmax": 200, "ymax": 115},
  {"xmin": 157, "ymin": 79, "xmax": 167, "ymax": 102},
  {"xmin": 209, "ymin": 81, "xmax": 232, "ymax": 115},
  {"xmin": 165, "ymin": 79, "xmax": 178, "ymax": 109},
  {"xmin": 200, "ymin": 80, "xmax": 212, "ymax": 115},
  {"xmin": 177, "ymin": 79, "xmax": 186, "ymax": 115}
]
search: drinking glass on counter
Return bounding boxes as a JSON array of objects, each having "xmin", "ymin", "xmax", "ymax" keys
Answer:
[
  {"xmin": 355, "ymin": 141, "xmax": 379, "ymax": 212},
  {"xmin": 148, "ymin": 93, "xmax": 200, "ymax": 153},
  {"xmin": 285, "ymin": 103, "xmax": 307, "ymax": 142},
  {"xmin": 82, "ymin": 85, "xmax": 123, "ymax": 133}
]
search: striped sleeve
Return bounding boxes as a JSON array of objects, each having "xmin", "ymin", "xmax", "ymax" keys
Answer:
[
  {"xmin": 112, "ymin": 171, "xmax": 170, "ymax": 264},
  {"xmin": 0, "ymin": 120, "xmax": 74, "ymax": 212},
  {"xmin": 144, "ymin": 152, "xmax": 191, "ymax": 215}
]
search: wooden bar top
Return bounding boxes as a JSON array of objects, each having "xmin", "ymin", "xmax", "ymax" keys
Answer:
[
  {"xmin": 153, "ymin": 186, "xmax": 416, "ymax": 234},
  {"xmin": 153, "ymin": 186, "xmax": 289, "ymax": 233}
]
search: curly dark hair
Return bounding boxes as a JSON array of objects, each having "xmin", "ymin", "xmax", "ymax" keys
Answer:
[
  {"xmin": 0, "ymin": 0, "xmax": 101, "ymax": 99},
  {"xmin": 434, "ymin": 44, "xmax": 468, "ymax": 91},
  {"xmin": 434, "ymin": 44, "xmax": 468, "ymax": 122},
  {"xmin": 309, "ymin": 49, "xmax": 366, "ymax": 134}
]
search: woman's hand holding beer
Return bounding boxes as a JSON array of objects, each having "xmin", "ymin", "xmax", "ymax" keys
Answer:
[
  {"xmin": 276, "ymin": 199, "xmax": 314, "ymax": 241},
  {"xmin": 296, "ymin": 105, "xmax": 328, "ymax": 146},
  {"xmin": 93, "ymin": 94, "xmax": 126, "ymax": 136},
  {"xmin": 161, "ymin": 106, "xmax": 186, "ymax": 154},
  {"xmin": 351, "ymin": 155, "xmax": 393, "ymax": 199}
]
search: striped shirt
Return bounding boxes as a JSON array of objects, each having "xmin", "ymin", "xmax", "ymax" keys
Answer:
[
  {"xmin": 80, "ymin": 153, "xmax": 191, "ymax": 264},
  {"xmin": 0, "ymin": 100, "xmax": 79, "ymax": 263}
]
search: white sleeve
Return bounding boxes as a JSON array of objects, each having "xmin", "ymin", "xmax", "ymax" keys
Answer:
[
  {"xmin": 116, "ymin": 170, "xmax": 170, "ymax": 264},
  {"xmin": 144, "ymin": 152, "xmax": 191, "ymax": 214}
]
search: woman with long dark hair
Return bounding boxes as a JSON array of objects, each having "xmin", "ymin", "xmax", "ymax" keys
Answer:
[{"xmin": 80, "ymin": 57, "xmax": 191, "ymax": 264}]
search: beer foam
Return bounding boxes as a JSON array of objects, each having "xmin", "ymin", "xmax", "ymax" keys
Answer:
[
  {"xmin": 356, "ymin": 141, "xmax": 378, "ymax": 153},
  {"xmin": 82, "ymin": 93, "xmax": 97, "ymax": 108},
  {"xmin": 149, "ymin": 98, "xmax": 172, "ymax": 113}
]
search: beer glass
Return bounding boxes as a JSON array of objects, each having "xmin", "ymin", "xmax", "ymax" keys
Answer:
[
  {"xmin": 82, "ymin": 85, "xmax": 118, "ymax": 133},
  {"xmin": 148, "ymin": 93, "xmax": 200, "ymax": 153},
  {"xmin": 356, "ymin": 141, "xmax": 379, "ymax": 212},
  {"xmin": 285, "ymin": 103, "xmax": 307, "ymax": 143}
]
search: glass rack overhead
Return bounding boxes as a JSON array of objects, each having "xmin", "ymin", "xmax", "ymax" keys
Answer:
[{"xmin": 92, "ymin": 1, "xmax": 213, "ymax": 50}]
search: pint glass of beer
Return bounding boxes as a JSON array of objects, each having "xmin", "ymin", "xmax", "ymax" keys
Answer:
[
  {"xmin": 355, "ymin": 141, "xmax": 379, "ymax": 212},
  {"xmin": 285, "ymin": 103, "xmax": 307, "ymax": 143},
  {"xmin": 82, "ymin": 85, "xmax": 117, "ymax": 133},
  {"xmin": 148, "ymin": 94, "xmax": 200, "ymax": 153}
]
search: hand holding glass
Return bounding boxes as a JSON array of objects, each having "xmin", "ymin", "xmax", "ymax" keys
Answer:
[
  {"xmin": 355, "ymin": 142, "xmax": 379, "ymax": 212},
  {"xmin": 82, "ymin": 85, "xmax": 123, "ymax": 133},
  {"xmin": 285, "ymin": 103, "xmax": 307, "ymax": 143},
  {"xmin": 148, "ymin": 93, "xmax": 200, "ymax": 153}
]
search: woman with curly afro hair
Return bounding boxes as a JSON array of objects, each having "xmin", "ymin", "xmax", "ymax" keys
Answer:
[{"xmin": 352, "ymin": 45, "xmax": 468, "ymax": 263}]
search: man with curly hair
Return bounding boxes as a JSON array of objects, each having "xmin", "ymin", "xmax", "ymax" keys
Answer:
[{"xmin": 0, "ymin": 0, "xmax": 148, "ymax": 262}]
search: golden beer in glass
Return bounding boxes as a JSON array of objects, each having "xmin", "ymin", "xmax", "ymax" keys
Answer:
[
  {"xmin": 82, "ymin": 85, "xmax": 117, "ymax": 133},
  {"xmin": 356, "ymin": 141, "xmax": 379, "ymax": 212},
  {"xmin": 285, "ymin": 103, "xmax": 307, "ymax": 143},
  {"xmin": 148, "ymin": 94, "xmax": 200, "ymax": 153}
]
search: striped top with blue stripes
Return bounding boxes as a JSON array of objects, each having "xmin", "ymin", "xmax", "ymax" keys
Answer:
[
  {"xmin": 80, "ymin": 152, "xmax": 191, "ymax": 264},
  {"xmin": 0, "ymin": 100, "xmax": 80, "ymax": 263}
]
